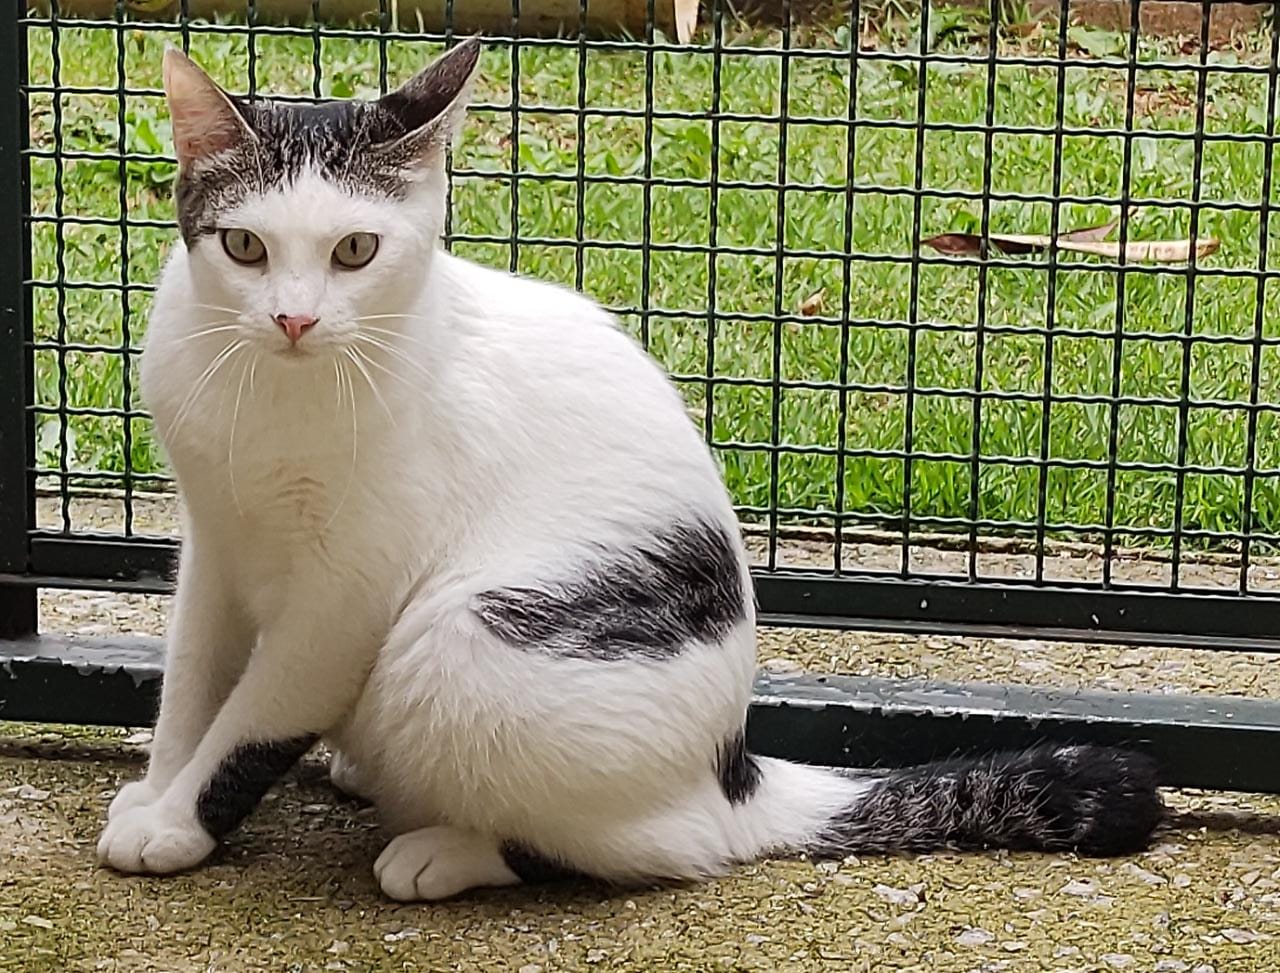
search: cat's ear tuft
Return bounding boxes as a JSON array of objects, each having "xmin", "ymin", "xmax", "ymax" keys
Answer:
[
  {"xmin": 163, "ymin": 46, "xmax": 255, "ymax": 170},
  {"xmin": 375, "ymin": 36, "xmax": 482, "ymax": 159}
]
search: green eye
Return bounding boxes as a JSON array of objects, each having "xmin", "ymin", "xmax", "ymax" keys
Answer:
[
  {"xmin": 333, "ymin": 232, "xmax": 379, "ymax": 269},
  {"xmin": 220, "ymin": 228, "xmax": 267, "ymax": 265}
]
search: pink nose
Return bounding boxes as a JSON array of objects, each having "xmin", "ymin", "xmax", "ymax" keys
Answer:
[{"xmin": 274, "ymin": 313, "xmax": 318, "ymax": 343}]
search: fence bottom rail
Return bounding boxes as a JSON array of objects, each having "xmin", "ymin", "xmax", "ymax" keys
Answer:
[{"xmin": 3, "ymin": 633, "xmax": 1278, "ymax": 794}]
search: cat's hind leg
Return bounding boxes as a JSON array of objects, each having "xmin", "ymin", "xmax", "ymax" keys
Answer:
[
  {"xmin": 374, "ymin": 825, "xmax": 520, "ymax": 901},
  {"xmin": 327, "ymin": 748, "xmax": 372, "ymax": 802}
]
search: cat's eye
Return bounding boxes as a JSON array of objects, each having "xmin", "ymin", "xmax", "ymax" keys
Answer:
[
  {"xmin": 220, "ymin": 228, "xmax": 267, "ymax": 266},
  {"xmin": 332, "ymin": 232, "xmax": 379, "ymax": 270}
]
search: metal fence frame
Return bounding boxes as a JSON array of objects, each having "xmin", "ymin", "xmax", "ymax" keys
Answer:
[{"xmin": 4, "ymin": 0, "xmax": 1280, "ymax": 793}]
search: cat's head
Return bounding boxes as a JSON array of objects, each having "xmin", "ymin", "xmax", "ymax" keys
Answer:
[{"xmin": 162, "ymin": 38, "xmax": 480, "ymax": 355}]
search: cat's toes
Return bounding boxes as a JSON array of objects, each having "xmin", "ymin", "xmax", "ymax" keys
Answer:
[
  {"xmin": 373, "ymin": 826, "xmax": 519, "ymax": 902},
  {"xmin": 107, "ymin": 779, "xmax": 162, "ymax": 821},
  {"xmin": 97, "ymin": 803, "xmax": 216, "ymax": 875}
]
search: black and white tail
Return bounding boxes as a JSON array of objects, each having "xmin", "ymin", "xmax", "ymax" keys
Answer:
[{"xmin": 738, "ymin": 744, "xmax": 1162, "ymax": 860}]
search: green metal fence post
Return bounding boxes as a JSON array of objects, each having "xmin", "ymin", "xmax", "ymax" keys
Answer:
[{"xmin": 0, "ymin": 3, "xmax": 36, "ymax": 639}]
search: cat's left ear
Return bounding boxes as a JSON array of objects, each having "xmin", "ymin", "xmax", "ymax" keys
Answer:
[
  {"xmin": 374, "ymin": 36, "xmax": 482, "ymax": 162},
  {"xmin": 162, "ymin": 46, "xmax": 257, "ymax": 171}
]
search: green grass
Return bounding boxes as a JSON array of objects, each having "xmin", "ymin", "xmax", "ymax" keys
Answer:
[{"xmin": 25, "ymin": 18, "xmax": 1280, "ymax": 546}]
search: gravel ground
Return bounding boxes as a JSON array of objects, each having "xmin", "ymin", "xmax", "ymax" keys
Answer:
[
  {"xmin": 16, "ymin": 495, "xmax": 1280, "ymax": 970},
  {"xmin": 2, "ymin": 727, "xmax": 1280, "ymax": 973}
]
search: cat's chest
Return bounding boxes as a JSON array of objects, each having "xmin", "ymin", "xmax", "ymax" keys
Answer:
[{"xmin": 250, "ymin": 466, "xmax": 335, "ymax": 523}]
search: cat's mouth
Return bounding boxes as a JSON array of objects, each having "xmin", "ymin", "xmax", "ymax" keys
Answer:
[{"xmin": 274, "ymin": 343, "xmax": 317, "ymax": 360}]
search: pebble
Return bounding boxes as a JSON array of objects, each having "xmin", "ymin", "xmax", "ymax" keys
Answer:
[
  {"xmin": 1220, "ymin": 928, "xmax": 1263, "ymax": 944},
  {"xmin": 956, "ymin": 927, "xmax": 994, "ymax": 947},
  {"xmin": 1122, "ymin": 863, "xmax": 1166, "ymax": 886},
  {"xmin": 1060, "ymin": 879, "xmax": 1099, "ymax": 897},
  {"xmin": 871, "ymin": 883, "xmax": 923, "ymax": 907},
  {"xmin": 382, "ymin": 929, "xmax": 420, "ymax": 942},
  {"xmin": 760, "ymin": 657, "xmax": 801, "ymax": 674}
]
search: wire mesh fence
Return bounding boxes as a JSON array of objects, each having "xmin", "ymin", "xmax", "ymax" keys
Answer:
[{"xmin": 12, "ymin": 0, "xmax": 1280, "ymax": 613}]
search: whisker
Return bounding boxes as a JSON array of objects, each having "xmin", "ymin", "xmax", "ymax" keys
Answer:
[
  {"xmin": 227, "ymin": 355, "xmax": 252, "ymax": 518},
  {"xmin": 352, "ymin": 322, "xmax": 434, "ymax": 350},
  {"xmin": 347, "ymin": 345, "xmax": 418, "ymax": 392},
  {"xmin": 357, "ymin": 331, "xmax": 434, "ymax": 353},
  {"xmin": 352, "ymin": 312, "xmax": 430, "ymax": 323},
  {"xmin": 351, "ymin": 333, "xmax": 435, "ymax": 385},
  {"xmin": 189, "ymin": 302, "xmax": 244, "ymax": 316},
  {"xmin": 167, "ymin": 340, "xmax": 245, "ymax": 445},
  {"xmin": 345, "ymin": 347, "xmax": 395, "ymax": 426},
  {"xmin": 324, "ymin": 356, "xmax": 358, "ymax": 532},
  {"xmin": 181, "ymin": 323, "xmax": 243, "ymax": 342}
]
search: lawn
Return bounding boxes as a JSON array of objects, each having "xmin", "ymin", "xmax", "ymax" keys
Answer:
[{"xmin": 23, "ymin": 11, "xmax": 1280, "ymax": 548}]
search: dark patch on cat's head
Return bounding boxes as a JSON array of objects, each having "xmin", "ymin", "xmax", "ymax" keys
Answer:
[{"xmin": 163, "ymin": 38, "xmax": 481, "ymax": 246}]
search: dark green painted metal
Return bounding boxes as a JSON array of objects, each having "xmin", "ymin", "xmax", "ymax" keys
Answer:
[
  {"xmin": 16, "ymin": 547, "xmax": 1280, "ymax": 655},
  {"xmin": 0, "ymin": 634, "xmax": 162, "ymax": 726},
  {"xmin": 755, "ymin": 575, "xmax": 1280, "ymax": 654},
  {"xmin": 0, "ymin": 2, "xmax": 35, "ymax": 638},
  {"xmin": 749, "ymin": 672, "xmax": 1280, "ymax": 794},
  {"xmin": 6, "ymin": 634, "xmax": 1280, "ymax": 794}
]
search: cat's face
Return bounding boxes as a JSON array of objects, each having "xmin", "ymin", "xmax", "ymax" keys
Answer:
[{"xmin": 161, "ymin": 39, "xmax": 479, "ymax": 358}]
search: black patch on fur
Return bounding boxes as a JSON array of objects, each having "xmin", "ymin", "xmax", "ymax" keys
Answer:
[
  {"xmin": 500, "ymin": 841, "xmax": 587, "ymax": 884},
  {"xmin": 174, "ymin": 39, "xmax": 481, "ymax": 245},
  {"xmin": 811, "ymin": 744, "xmax": 1162, "ymax": 858},
  {"xmin": 716, "ymin": 729, "xmax": 761, "ymax": 805},
  {"xmin": 196, "ymin": 736, "xmax": 317, "ymax": 839},
  {"xmin": 471, "ymin": 519, "xmax": 747, "ymax": 661}
]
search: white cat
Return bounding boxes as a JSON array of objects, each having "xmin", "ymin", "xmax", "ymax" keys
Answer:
[{"xmin": 97, "ymin": 39, "xmax": 1162, "ymax": 901}]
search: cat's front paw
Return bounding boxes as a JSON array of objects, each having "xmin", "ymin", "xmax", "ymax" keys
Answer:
[
  {"xmin": 374, "ymin": 826, "xmax": 520, "ymax": 901},
  {"xmin": 107, "ymin": 779, "xmax": 162, "ymax": 821},
  {"xmin": 97, "ymin": 803, "xmax": 216, "ymax": 875}
]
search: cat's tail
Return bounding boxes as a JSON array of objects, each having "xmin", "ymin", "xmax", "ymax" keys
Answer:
[{"xmin": 739, "ymin": 744, "xmax": 1163, "ymax": 860}]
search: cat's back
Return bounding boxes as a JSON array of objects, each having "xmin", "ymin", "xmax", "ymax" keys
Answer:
[
  {"xmin": 440, "ymin": 254, "xmax": 639, "ymax": 355},
  {"xmin": 433, "ymin": 254, "xmax": 726, "ymax": 505},
  {"xmin": 437, "ymin": 253, "xmax": 689, "ymax": 416}
]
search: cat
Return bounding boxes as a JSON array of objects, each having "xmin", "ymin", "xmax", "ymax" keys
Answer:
[{"xmin": 97, "ymin": 37, "xmax": 1163, "ymax": 901}]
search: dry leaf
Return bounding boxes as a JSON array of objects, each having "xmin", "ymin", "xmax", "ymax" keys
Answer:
[
  {"xmin": 799, "ymin": 289, "xmax": 825, "ymax": 316},
  {"xmin": 921, "ymin": 210, "xmax": 1217, "ymax": 264}
]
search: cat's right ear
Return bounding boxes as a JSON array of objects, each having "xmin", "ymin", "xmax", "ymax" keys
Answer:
[
  {"xmin": 162, "ymin": 46, "xmax": 255, "ymax": 170},
  {"xmin": 374, "ymin": 37, "xmax": 482, "ymax": 162}
]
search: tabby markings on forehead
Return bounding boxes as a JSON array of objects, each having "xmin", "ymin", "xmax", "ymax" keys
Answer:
[{"xmin": 175, "ymin": 99, "xmax": 421, "ymax": 246}]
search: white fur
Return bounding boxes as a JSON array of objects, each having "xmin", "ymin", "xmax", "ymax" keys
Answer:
[{"xmin": 99, "ymin": 82, "xmax": 871, "ymax": 897}]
